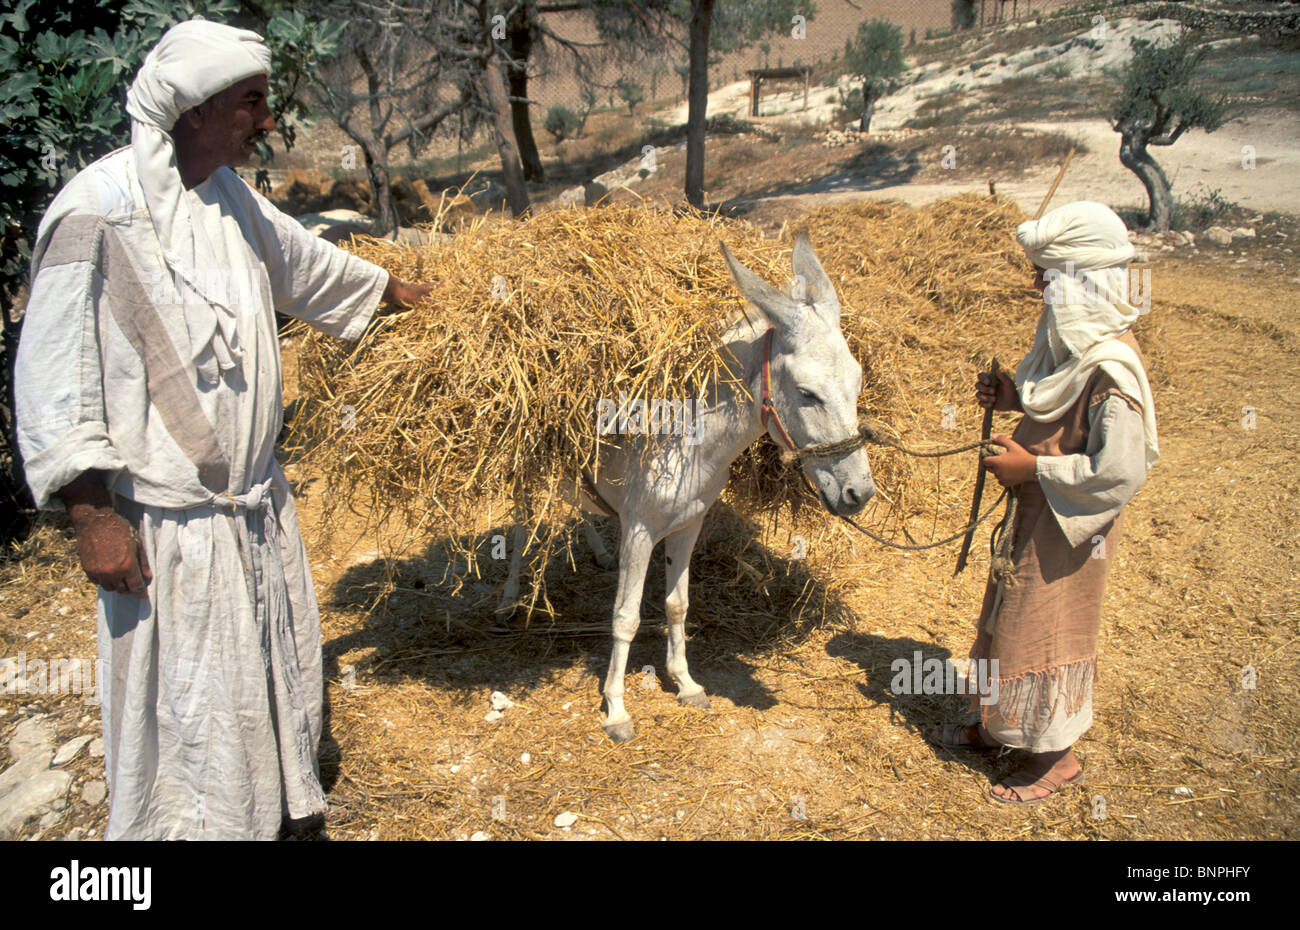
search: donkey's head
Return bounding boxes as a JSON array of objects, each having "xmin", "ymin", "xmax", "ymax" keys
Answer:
[{"xmin": 722, "ymin": 232, "xmax": 875, "ymax": 517}]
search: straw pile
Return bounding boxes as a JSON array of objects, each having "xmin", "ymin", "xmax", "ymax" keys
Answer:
[{"xmin": 290, "ymin": 194, "xmax": 1036, "ymax": 603}]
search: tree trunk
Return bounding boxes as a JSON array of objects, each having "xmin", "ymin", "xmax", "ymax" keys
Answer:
[
  {"xmin": 483, "ymin": 60, "xmax": 531, "ymax": 218},
  {"xmin": 859, "ymin": 81, "xmax": 876, "ymax": 132},
  {"xmin": 360, "ymin": 139, "xmax": 398, "ymax": 237},
  {"xmin": 685, "ymin": 0, "xmax": 716, "ymax": 210},
  {"xmin": 509, "ymin": 68, "xmax": 545, "ymax": 182},
  {"xmin": 1119, "ymin": 130, "xmax": 1172, "ymax": 231},
  {"xmin": 508, "ymin": 5, "xmax": 544, "ymax": 183}
]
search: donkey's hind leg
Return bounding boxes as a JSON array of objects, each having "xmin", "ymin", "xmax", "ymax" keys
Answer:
[
  {"xmin": 602, "ymin": 522, "xmax": 655, "ymax": 742},
  {"xmin": 496, "ymin": 521, "xmax": 528, "ymax": 616},
  {"xmin": 664, "ymin": 516, "xmax": 710, "ymax": 709},
  {"xmin": 582, "ymin": 515, "xmax": 617, "ymax": 570}
]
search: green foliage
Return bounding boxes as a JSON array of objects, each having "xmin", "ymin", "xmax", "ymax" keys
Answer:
[
  {"xmin": 253, "ymin": 10, "xmax": 345, "ymax": 192},
  {"xmin": 1111, "ymin": 34, "xmax": 1230, "ymax": 144},
  {"xmin": 616, "ymin": 78, "xmax": 644, "ymax": 116},
  {"xmin": 844, "ymin": 18, "xmax": 905, "ymax": 92},
  {"xmin": 542, "ymin": 104, "xmax": 582, "ymax": 143},
  {"xmin": 951, "ymin": 0, "xmax": 976, "ymax": 31},
  {"xmin": 1171, "ymin": 184, "xmax": 1237, "ymax": 232}
]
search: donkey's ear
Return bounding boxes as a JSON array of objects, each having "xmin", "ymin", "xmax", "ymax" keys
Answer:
[
  {"xmin": 792, "ymin": 230, "xmax": 839, "ymax": 323},
  {"xmin": 720, "ymin": 241, "xmax": 803, "ymax": 333}
]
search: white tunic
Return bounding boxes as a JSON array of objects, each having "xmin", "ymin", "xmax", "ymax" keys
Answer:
[{"xmin": 15, "ymin": 147, "xmax": 388, "ymax": 839}]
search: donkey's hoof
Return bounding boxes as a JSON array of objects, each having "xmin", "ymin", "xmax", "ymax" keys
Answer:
[
  {"xmin": 603, "ymin": 720, "xmax": 636, "ymax": 742},
  {"xmin": 677, "ymin": 690, "xmax": 712, "ymax": 710},
  {"xmin": 592, "ymin": 552, "xmax": 618, "ymax": 571}
]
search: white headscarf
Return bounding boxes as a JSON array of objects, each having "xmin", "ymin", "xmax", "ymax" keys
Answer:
[
  {"xmin": 126, "ymin": 20, "xmax": 272, "ymax": 377},
  {"xmin": 1015, "ymin": 201, "xmax": 1159, "ymax": 469}
]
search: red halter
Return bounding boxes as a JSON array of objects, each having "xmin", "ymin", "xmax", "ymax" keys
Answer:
[{"xmin": 760, "ymin": 326, "xmax": 799, "ymax": 453}]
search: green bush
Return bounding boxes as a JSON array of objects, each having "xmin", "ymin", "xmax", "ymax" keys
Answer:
[{"xmin": 543, "ymin": 105, "xmax": 582, "ymax": 143}]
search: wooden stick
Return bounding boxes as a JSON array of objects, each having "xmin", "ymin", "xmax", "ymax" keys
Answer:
[
  {"xmin": 955, "ymin": 357, "xmax": 999, "ymax": 576},
  {"xmin": 1033, "ymin": 147, "xmax": 1076, "ymax": 220}
]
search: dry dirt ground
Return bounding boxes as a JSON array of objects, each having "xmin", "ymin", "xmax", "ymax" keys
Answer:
[{"xmin": 3, "ymin": 224, "xmax": 1295, "ymax": 841}]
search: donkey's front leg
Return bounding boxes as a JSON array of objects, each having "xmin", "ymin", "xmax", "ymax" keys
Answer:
[
  {"xmin": 664, "ymin": 517, "xmax": 710, "ymax": 709},
  {"xmin": 602, "ymin": 522, "xmax": 655, "ymax": 742}
]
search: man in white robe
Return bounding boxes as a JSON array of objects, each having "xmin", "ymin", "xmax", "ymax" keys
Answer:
[{"xmin": 14, "ymin": 20, "xmax": 431, "ymax": 839}]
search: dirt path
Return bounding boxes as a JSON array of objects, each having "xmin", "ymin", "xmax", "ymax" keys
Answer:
[{"xmin": 732, "ymin": 110, "xmax": 1300, "ymax": 218}]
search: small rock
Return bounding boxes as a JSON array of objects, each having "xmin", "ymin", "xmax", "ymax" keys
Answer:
[
  {"xmin": 1230, "ymin": 227, "xmax": 1255, "ymax": 240},
  {"xmin": 51, "ymin": 798, "xmax": 66, "ymax": 812},
  {"xmin": 469, "ymin": 831, "xmax": 491, "ymax": 841},
  {"xmin": 485, "ymin": 710, "xmax": 504, "ymax": 723},
  {"xmin": 88, "ymin": 738, "xmax": 103, "ymax": 759},
  {"xmin": 553, "ymin": 811, "xmax": 578, "ymax": 828},
  {"xmin": 39, "ymin": 810, "xmax": 59, "ymax": 830},
  {"xmin": 450, "ymin": 765, "xmax": 462, "ymax": 774},
  {"xmin": 520, "ymin": 753, "xmax": 531, "ymax": 765},
  {"xmin": 561, "ymin": 702, "xmax": 572, "ymax": 711},
  {"xmin": 65, "ymin": 827, "xmax": 82, "ymax": 841},
  {"xmin": 1203, "ymin": 226, "xmax": 1232, "ymax": 246},
  {"xmin": 81, "ymin": 780, "xmax": 107, "ymax": 806},
  {"xmin": 52, "ymin": 735, "xmax": 93, "ymax": 767},
  {"xmin": 489, "ymin": 691, "xmax": 513, "ymax": 711},
  {"xmin": 1173, "ymin": 786, "xmax": 1193, "ymax": 797}
]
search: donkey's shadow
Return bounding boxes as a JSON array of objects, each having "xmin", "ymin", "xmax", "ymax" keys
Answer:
[{"xmin": 319, "ymin": 501, "xmax": 858, "ymax": 728}]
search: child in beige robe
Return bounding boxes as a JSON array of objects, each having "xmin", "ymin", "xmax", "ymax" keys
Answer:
[{"xmin": 930, "ymin": 201, "xmax": 1159, "ymax": 804}]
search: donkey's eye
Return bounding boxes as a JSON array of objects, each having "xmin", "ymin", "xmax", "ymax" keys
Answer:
[{"xmin": 798, "ymin": 389, "xmax": 822, "ymax": 405}]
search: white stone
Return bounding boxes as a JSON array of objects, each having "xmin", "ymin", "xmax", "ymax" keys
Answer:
[
  {"xmin": 1174, "ymin": 786, "xmax": 1193, "ymax": 797},
  {"xmin": 0, "ymin": 752, "xmax": 70, "ymax": 839},
  {"xmin": 88, "ymin": 738, "xmax": 103, "ymax": 759},
  {"xmin": 80, "ymin": 779, "xmax": 107, "ymax": 806},
  {"xmin": 52, "ymin": 735, "xmax": 93, "ymax": 767},
  {"xmin": 1204, "ymin": 226, "xmax": 1232, "ymax": 246},
  {"xmin": 469, "ymin": 831, "xmax": 491, "ymax": 841},
  {"xmin": 450, "ymin": 765, "xmax": 462, "ymax": 774},
  {"xmin": 1230, "ymin": 227, "xmax": 1256, "ymax": 240},
  {"xmin": 8, "ymin": 716, "xmax": 54, "ymax": 762},
  {"xmin": 489, "ymin": 691, "xmax": 513, "ymax": 711},
  {"xmin": 520, "ymin": 753, "xmax": 531, "ymax": 764},
  {"xmin": 553, "ymin": 811, "xmax": 578, "ymax": 828},
  {"xmin": 484, "ymin": 710, "xmax": 504, "ymax": 723}
]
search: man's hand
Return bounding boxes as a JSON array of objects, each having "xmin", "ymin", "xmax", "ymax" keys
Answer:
[
  {"xmin": 976, "ymin": 370, "xmax": 1022, "ymax": 412},
  {"xmin": 59, "ymin": 473, "xmax": 152, "ymax": 597},
  {"xmin": 982, "ymin": 434, "xmax": 1038, "ymax": 489},
  {"xmin": 381, "ymin": 276, "xmax": 435, "ymax": 310}
]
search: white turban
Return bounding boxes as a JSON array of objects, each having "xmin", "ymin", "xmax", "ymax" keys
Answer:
[
  {"xmin": 126, "ymin": 20, "xmax": 272, "ymax": 376},
  {"xmin": 1013, "ymin": 201, "xmax": 1158, "ymax": 469}
]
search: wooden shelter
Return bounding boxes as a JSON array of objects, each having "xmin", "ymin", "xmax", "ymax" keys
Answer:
[{"xmin": 745, "ymin": 66, "xmax": 812, "ymax": 117}]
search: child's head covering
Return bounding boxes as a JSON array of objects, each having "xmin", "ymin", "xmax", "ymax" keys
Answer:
[{"xmin": 1014, "ymin": 201, "xmax": 1158, "ymax": 469}]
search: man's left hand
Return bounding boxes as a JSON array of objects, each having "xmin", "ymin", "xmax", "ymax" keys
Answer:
[
  {"xmin": 982, "ymin": 434, "xmax": 1038, "ymax": 488},
  {"xmin": 381, "ymin": 277, "xmax": 435, "ymax": 310}
]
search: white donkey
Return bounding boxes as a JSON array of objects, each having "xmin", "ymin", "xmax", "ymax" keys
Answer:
[{"xmin": 502, "ymin": 232, "xmax": 875, "ymax": 741}]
